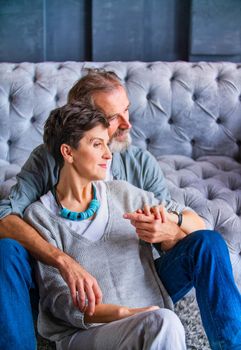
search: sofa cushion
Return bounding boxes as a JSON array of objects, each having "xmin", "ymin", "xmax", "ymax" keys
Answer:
[{"xmin": 158, "ymin": 155, "xmax": 241, "ymax": 244}]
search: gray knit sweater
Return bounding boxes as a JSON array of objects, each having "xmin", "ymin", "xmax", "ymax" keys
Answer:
[{"xmin": 24, "ymin": 181, "xmax": 173, "ymax": 342}]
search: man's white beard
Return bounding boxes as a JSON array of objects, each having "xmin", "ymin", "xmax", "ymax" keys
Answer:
[{"xmin": 109, "ymin": 132, "xmax": 132, "ymax": 153}]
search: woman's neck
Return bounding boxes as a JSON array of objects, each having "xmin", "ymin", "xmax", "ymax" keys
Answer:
[{"xmin": 56, "ymin": 167, "xmax": 93, "ymax": 212}]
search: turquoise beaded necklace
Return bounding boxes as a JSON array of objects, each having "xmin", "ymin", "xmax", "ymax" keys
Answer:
[{"xmin": 52, "ymin": 184, "xmax": 100, "ymax": 221}]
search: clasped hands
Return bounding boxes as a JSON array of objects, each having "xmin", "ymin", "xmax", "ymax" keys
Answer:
[{"xmin": 123, "ymin": 204, "xmax": 186, "ymax": 251}]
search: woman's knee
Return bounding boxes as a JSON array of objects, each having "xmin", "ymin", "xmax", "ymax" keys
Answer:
[
  {"xmin": 155, "ymin": 308, "xmax": 184, "ymax": 332},
  {"xmin": 143, "ymin": 309, "xmax": 185, "ymax": 338}
]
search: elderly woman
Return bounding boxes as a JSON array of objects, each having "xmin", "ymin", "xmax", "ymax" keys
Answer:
[{"xmin": 24, "ymin": 102, "xmax": 185, "ymax": 350}]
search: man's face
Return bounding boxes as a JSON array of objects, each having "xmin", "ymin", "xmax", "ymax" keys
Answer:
[{"xmin": 93, "ymin": 86, "xmax": 132, "ymax": 152}]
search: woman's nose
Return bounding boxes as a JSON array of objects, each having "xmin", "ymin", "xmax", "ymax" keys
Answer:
[{"xmin": 104, "ymin": 145, "xmax": 112, "ymax": 159}]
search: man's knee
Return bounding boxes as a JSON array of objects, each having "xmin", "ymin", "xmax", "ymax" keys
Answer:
[
  {"xmin": 0, "ymin": 238, "xmax": 31, "ymax": 277},
  {"xmin": 0, "ymin": 237, "xmax": 24, "ymax": 252},
  {"xmin": 189, "ymin": 230, "xmax": 227, "ymax": 253}
]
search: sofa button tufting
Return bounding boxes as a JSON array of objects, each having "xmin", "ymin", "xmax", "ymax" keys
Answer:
[
  {"xmin": 146, "ymin": 93, "xmax": 152, "ymax": 100},
  {"xmin": 168, "ymin": 118, "xmax": 173, "ymax": 124},
  {"xmin": 31, "ymin": 116, "xmax": 36, "ymax": 123},
  {"xmin": 216, "ymin": 118, "xmax": 221, "ymax": 124},
  {"xmin": 8, "ymin": 95, "xmax": 13, "ymax": 103},
  {"xmin": 237, "ymin": 140, "xmax": 241, "ymax": 146},
  {"xmin": 55, "ymin": 95, "xmax": 60, "ymax": 102},
  {"xmin": 191, "ymin": 139, "xmax": 195, "ymax": 145},
  {"xmin": 192, "ymin": 94, "xmax": 198, "ymax": 101},
  {"xmin": 7, "ymin": 140, "xmax": 12, "ymax": 146},
  {"xmin": 239, "ymin": 95, "xmax": 241, "ymax": 101},
  {"xmin": 33, "ymin": 76, "xmax": 37, "ymax": 83}
]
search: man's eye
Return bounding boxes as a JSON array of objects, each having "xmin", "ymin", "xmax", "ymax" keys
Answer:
[{"xmin": 108, "ymin": 115, "xmax": 118, "ymax": 122}]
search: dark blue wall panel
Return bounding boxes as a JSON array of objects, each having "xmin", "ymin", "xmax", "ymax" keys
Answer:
[
  {"xmin": 0, "ymin": 0, "xmax": 44, "ymax": 62},
  {"xmin": 92, "ymin": 0, "xmax": 190, "ymax": 61},
  {"xmin": 190, "ymin": 0, "xmax": 241, "ymax": 62},
  {"xmin": 0, "ymin": 0, "xmax": 240, "ymax": 63},
  {"xmin": 45, "ymin": 0, "xmax": 91, "ymax": 61}
]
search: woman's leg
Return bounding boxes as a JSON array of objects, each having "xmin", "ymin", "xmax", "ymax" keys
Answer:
[
  {"xmin": 155, "ymin": 230, "xmax": 241, "ymax": 350},
  {"xmin": 57, "ymin": 309, "xmax": 186, "ymax": 350},
  {"xmin": 0, "ymin": 238, "xmax": 36, "ymax": 350}
]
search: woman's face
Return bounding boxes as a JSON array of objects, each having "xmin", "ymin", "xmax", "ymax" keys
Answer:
[{"xmin": 67, "ymin": 125, "xmax": 112, "ymax": 182}]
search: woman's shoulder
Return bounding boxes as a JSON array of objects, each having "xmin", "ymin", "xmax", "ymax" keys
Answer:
[
  {"xmin": 105, "ymin": 180, "xmax": 142, "ymax": 194},
  {"xmin": 24, "ymin": 200, "xmax": 46, "ymax": 221},
  {"xmin": 105, "ymin": 180, "xmax": 158, "ymax": 211}
]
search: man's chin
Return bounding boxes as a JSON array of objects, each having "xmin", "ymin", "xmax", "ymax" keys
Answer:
[{"xmin": 109, "ymin": 133, "xmax": 132, "ymax": 153}]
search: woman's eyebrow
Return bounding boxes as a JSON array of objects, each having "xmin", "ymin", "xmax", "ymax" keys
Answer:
[{"xmin": 89, "ymin": 137, "xmax": 103, "ymax": 142}]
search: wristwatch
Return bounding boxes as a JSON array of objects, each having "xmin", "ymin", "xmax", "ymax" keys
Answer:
[{"xmin": 171, "ymin": 211, "xmax": 183, "ymax": 227}]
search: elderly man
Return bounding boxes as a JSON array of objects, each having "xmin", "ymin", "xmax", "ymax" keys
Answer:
[{"xmin": 0, "ymin": 69, "xmax": 241, "ymax": 350}]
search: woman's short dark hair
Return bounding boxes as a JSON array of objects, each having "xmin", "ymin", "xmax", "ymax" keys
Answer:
[{"xmin": 43, "ymin": 102, "xmax": 109, "ymax": 167}]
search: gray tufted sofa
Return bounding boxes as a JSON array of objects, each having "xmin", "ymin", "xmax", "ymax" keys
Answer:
[{"xmin": 1, "ymin": 60, "xmax": 241, "ymax": 293}]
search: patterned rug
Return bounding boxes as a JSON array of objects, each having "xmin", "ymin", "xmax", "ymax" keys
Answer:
[{"xmin": 37, "ymin": 295, "xmax": 210, "ymax": 350}]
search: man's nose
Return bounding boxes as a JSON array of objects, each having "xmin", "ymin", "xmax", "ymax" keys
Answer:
[{"xmin": 118, "ymin": 113, "xmax": 132, "ymax": 129}]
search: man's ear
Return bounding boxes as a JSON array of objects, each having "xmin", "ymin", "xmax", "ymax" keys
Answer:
[{"xmin": 60, "ymin": 144, "xmax": 73, "ymax": 164}]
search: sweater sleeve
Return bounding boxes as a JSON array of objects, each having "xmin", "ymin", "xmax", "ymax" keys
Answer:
[{"xmin": 24, "ymin": 203, "xmax": 92, "ymax": 330}]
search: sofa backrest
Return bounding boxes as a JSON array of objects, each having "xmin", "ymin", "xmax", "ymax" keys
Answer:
[{"xmin": 0, "ymin": 61, "xmax": 241, "ymax": 170}]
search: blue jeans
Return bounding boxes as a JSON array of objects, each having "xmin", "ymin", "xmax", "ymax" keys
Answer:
[
  {"xmin": 155, "ymin": 230, "xmax": 241, "ymax": 350},
  {"xmin": 0, "ymin": 238, "xmax": 37, "ymax": 350}
]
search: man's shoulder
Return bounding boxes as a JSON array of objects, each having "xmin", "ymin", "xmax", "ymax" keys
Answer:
[
  {"xmin": 25, "ymin": 144, "xmax": 56, "ymax": 169},
  {"xmin": 31, "ymin": 144, "xmax": 51, "ymax": 159},
  {"xmin": 117, "ymin": 145, "xmax": 155, "ymax": 161}
]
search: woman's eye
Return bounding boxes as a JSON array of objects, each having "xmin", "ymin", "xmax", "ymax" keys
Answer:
[{"xmin": 93, "ymin": 143, "xmax": 101, "ymax": 148}]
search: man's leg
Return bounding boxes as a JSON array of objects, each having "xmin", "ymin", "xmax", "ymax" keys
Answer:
[
  {"xmin": 57, "ymin": 309, "xmax": 186, "ymax": 350},
  {"xmin": 155, "ymin": 230, "xmax": 241, "ymax": 350},
  {"xmin": 0, "ymin": 238, "xmax": 36, "ymax": 350}
]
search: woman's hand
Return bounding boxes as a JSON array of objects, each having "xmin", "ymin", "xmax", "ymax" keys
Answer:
[
  {"xmin": 84, "ymin": 304, "xmax": 160, "ymax": 323},
  {"xmin": 135, "ymin": 204, "xmax": 167, "ymax": 222}
]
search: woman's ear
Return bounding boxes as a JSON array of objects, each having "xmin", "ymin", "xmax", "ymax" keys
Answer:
[{"xmin": 60, "ymin": 144, "xmax": 74, "ymax": 164}]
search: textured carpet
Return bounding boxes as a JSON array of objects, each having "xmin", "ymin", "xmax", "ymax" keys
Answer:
[{"xmin": 37, "ymin": 295, "xmax": 210, "ymax": 350}]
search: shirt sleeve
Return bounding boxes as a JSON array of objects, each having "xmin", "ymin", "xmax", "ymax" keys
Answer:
[
  {"xmin": 0, "ymin": 145, "xmax": 58, "ymax": 219},
  {"xmin": 135, "ymin": 149, "xmax": 172, "ymax": 203}
]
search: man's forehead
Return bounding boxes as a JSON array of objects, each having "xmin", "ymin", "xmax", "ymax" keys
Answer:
[{"xmin": 93, "ymin": 87, "xmax": 129, "ymax": 112}]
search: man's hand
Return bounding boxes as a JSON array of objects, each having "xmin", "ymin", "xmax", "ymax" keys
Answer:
[{"xmin": 56, "ymin": 253, "xmax": 102, "ymax": 316}]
